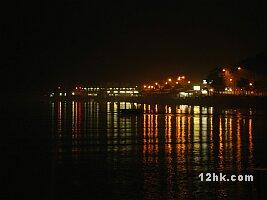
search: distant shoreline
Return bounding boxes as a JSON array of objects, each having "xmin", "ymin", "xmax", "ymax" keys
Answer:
[{"xmin": 48, "ymin": 95, "xmax": 267, "ymax": 109}]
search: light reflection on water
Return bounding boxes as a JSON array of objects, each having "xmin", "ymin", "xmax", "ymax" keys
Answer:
[{"xmin": 51, "ymin": 101, "xmax": 258, "ymax": 199}]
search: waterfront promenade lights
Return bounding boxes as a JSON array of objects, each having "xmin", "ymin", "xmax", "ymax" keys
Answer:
[{"xmin": 143, "ymin": 85, "xmax": 147, "ymax": 88}]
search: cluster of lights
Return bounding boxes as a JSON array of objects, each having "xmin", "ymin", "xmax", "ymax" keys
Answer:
[
  {"xmin": 222, "ymin": 66, "xmax": 242, "ymax": 73},
  {"xmin": 143, "ymin": 75, "xmax": 191, "ymax": 90}
]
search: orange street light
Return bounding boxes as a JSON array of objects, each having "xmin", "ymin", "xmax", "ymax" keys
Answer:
[
  {"xmin": 187, "ymin": 81, "xmax": 191, "ymax": 84},
  {"xmin": 249, "ymin": 82, "xmax": 253, "ymax": 86},
  {"xmin": 165, "ymin": 82, "xmax": 168, "ymax": 85},
  {"xmin": 230, "ymin": 78, "xmax": 233, "ymax": 82},
  {"xmin": 168, "ymin": 78, "xmax": 172, "ymax": 82},
  {"xmin": 222, "ymin": 68, "xmax": 226, "ymax": 72},
  {"xmin": 175, "ymin": 82, "xmax": 178, "ymax": 84},
  {"xmin": 155, "ymin": 82, "xmax": 158, "ymax": 85},
  {"xmin": 143, "ymin": 85, "xmax": 147, "ymax": 88}
]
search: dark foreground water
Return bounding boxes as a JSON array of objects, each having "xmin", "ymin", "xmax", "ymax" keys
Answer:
[{"xmin": 2, "ymin": 100, "xmax": 267, "ymax": 199}]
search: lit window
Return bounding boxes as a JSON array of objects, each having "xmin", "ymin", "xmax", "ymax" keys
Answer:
[{"xmin": 193, "ymin": 86, "xmax": 201, "ymax": 91}]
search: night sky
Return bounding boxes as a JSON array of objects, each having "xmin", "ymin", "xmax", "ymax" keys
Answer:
[{"xmin": 3, "ymin": 0, "xmax": 267, "ymax": 92}]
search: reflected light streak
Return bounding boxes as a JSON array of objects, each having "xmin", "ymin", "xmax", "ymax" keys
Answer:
[
  {"xmin": 248, "ymin": 118, "xmax": 253, "ymax": 168},
  {"xmin": 219, "ymin": 117, "xmax": 224, "ymax": 170},
  {"xmin": 236, "ymin": 118, "xmax": 242, "ymax": 172},
  {"xmin": 57, "ymin": 101, "xmax": 62, "ymax": 134}
]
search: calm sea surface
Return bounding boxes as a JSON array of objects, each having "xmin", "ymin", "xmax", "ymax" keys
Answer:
[
  {"xmin": 48, "ymin": 101, "xmax": 267, "ymax": 200},
  {"xmin": 3, "ymin": 100, "xmax": 267, "ymax": 199}
]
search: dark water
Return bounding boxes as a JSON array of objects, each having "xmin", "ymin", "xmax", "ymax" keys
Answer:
[{"xmin": 2, "ymin": 100, "xmax": 267, "ymax": 199}]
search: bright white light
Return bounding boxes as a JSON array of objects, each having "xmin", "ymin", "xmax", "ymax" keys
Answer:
[
  {"xmin": 203, "ymin": 80, "xmax": 207, "ymax": 84},
  {"xmin": 201, "ymin": 90, "xmax": 208, "ymax": 94},
  {"xmin": 59, "ymin": 92, "xmax": 62, "ymax": 96},
  {"xmin": 193, "ymin": 86, "xmax": 201, "ymax": 91},
  {"xmin": 179, "ymin": 92, "xmax": 188, "ymax": 97}
]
